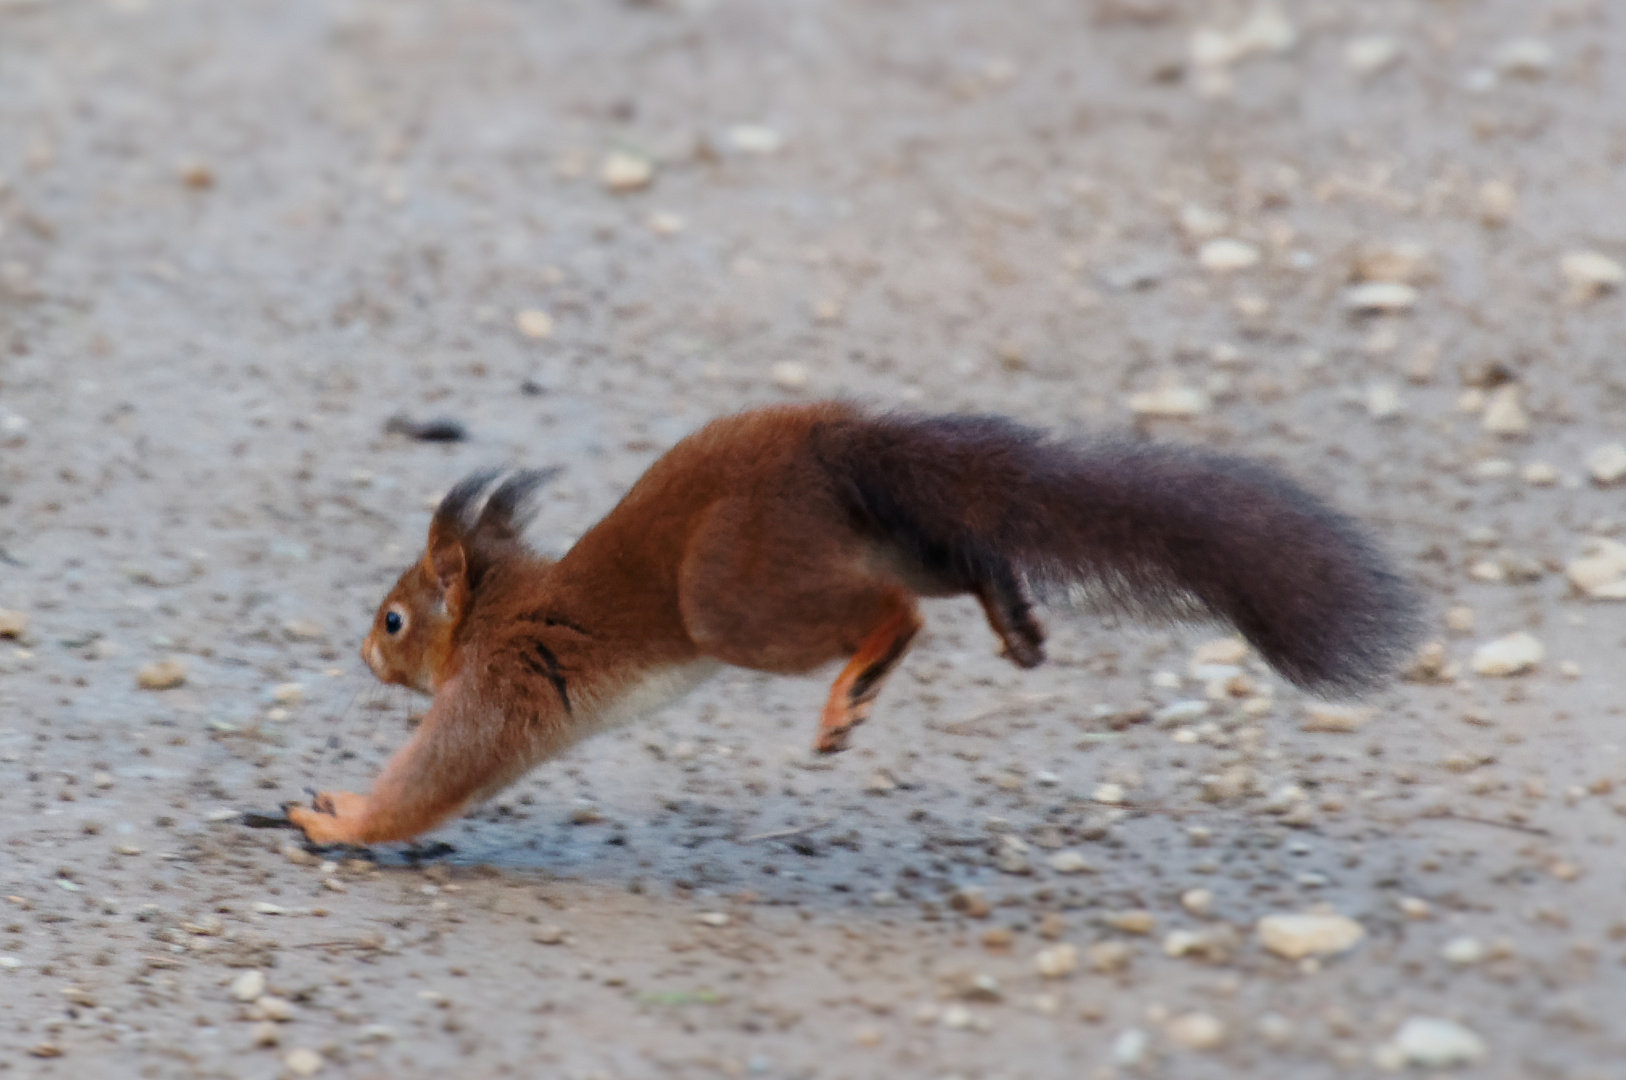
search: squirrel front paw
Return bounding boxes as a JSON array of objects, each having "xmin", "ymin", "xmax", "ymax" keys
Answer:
[{"xmin": 286, "ymin": 791, "xmax": 371, "ymax": 846}]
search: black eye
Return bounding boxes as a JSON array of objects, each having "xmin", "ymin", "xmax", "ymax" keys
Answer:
[{"xmin": 384, "ymin": 612, "xmax": 403, "ymax": 634}]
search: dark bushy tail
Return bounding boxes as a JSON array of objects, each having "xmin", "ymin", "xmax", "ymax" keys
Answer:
[{"xmin": 810, "ymin": 411, "xmax": 1421, "ymax": 696}]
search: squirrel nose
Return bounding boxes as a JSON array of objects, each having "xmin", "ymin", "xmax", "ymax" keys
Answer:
[{"xmin": 360, "ymin": 636, "xmax": 384, "ymax": 678}]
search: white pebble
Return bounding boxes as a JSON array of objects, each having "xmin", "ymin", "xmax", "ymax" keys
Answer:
[
  {"xmin": 1493, "ymin": 38, "xmax": 1554, "ymax": 77},
  {"xmin": 770, "ymin": 361, "xmax": 809, "ymax": 392},
  {"xmin": 727, "ymin": 124, "xmax": 783, "ymax": 155},
  {"xmin": 1481, "ymin": 386, "xmax": 1528, "ymax": 437},
  {"xmin": 1520, "ymin": 461, "xmax": 1558, "ymax": 486},
  {"xmin": 1561, "ymin": 251, "xmax": 1625, "ymax": 298},
  {"xmin": 1586, "ymin": 443, "xmax": 1626, "ymax": 485},
  {"xmin": 0, "ymin": 609, "xmax": 28, "ymax": 638},
  {"xmin": 646, "ymin": 211, "xmax": 686, "ymax": 237},
  {"xmin": 1366, "ymin": 382, "xmax": 1403, "ymax": 421},
  {"xmin": 1166, "ymin": 1011, "xmax": 1226, "ymax": 1051},
  {"xmin": 1470, "ymin": 632, "xmax": 1544, "ymax": 676},
  {"xmin": 1566, "ymin": 539, "xmax": 1626, "ymax": 600},
  {"xmin": 1344, "ymin": 282, "xmax": 1418, "ymax": 313},
  {"xmin": 257, "ymin": 995, "xmax": 295, "ymax": 1021},
  {"xmin": 1092, "ymin": 783, "xmax": 1126, "ymax": 805},
  {"xmin": 515, "ymin": 309, "xmax": 555, "ymax": 340},
  {"xmin": 1256, "ymin": 912, "xmax": 1365, "ymax": 960},
  {"xmin": 1047, "ymin": 850, "xmax": 1095, "ymax": 874},
  {"xmin": 230, "ymin": 970, "xmax": 266, "ymax": 1002},
  {"xmin": 1441, "ymin": 936, "xmax": 1485, "ymax": 965},
  {"xmin": 1345, "ymin": 35, "xmax": 1402, "ymax": 75},
  {"xmin": 601, "ymin": 151, "xmax": 654, "ymax": 193},
  {"xmin": 284, "ymin": 1048, "xmax": 324, "ymax": 1076},
  {"xmin": 1478, "ymin": 180, "xmax": 1518, "ymax": 226},
  {"xmin": 1112, "ymin": 1028, "xmax": 1150, "ymax": 1068},
  {"xmin": 1393, "ymin": 1017, "xmax": 1487, "ymax": 1067},
  {"xmin": 1198, "ymin": 238, "xmax": 1260, "ymax": 272},
  {"xmin": 1300, "ymin": 704, "xmax": 1374, "ymax": 733},
  {"xmin": 1034, "ymin": 943, "xmax": 1078, "ymax": 978},
  {"xmin": 1178, "ymin": 203, "xmax": 1228, "ymax": 240},
  {"xmin": 1128, "ymin": 386, "xmax": 1210, "ymax": 418},
  {"xmin": 137, "ymin": 658, "xmax": 186, "ymax": 690}
]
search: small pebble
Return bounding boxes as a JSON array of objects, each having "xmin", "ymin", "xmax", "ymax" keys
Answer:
[
  {"xmin": 1345, "ymin": 35, "xmax": 1401, "ymax": 75},
  {"xmin": 257, "ymin": 995, "xmax": 294, "ymax": 1021},
  {"xmin": 271, "ymin": 682, "xmax": 303, "ymax": 705},
  {"xmin": 727, "ymin": 124, "xmax": 783, "ymax": 155},
  {"xmin": 697, "ymin": 912, "xmax": 731, "ymax": 927},
  {"xmin": 1441, "ymin": 936, "xmax": 1485, "ymax": 965},
  {"xmin": 1257, "ymin": 1012, "xmax": 1294, "ymax": 1048},
  {"xmin": 1586, "ymin": 443, "xmax": 1626, "ymax": 486},
  {"xmin": 532, "ymin": 925, "xmax": 566, "ymax": 945},
  {"xmin": 1190, "ymin": 637, "xmax": 1248, "ymax": 667},
  {"xmin": 281, "ymin": 619, "xmax": 324, "ymax": 641},
  {"xmin": 771, "ymin": 361, "xmax": 809, "ymax": 392},
  {"xmin": 284, "ymin": 1048, "xmax": 324, "ymax": 1076},
  {"xmin": 1092, "ymin": 783, "xmax": 1126, "ymax": 805},
  {"xmin": 1178, "ymin": 203, "xmax": 1228, "ymax": 240},
  {"xmin": 601, "ymin": 151, "xmax": 654, "ymax": 193},
  {"xmin": 1105, "ymin": 910, "xmax": 1156, "ymax": 935},
  {"xmin": 1481, "ymin": 386, "xmax": 1528, "ymax": 437},
  {"xmin": 1470, "ymin": 632, "xmax": 1544, "ymax": 676},
  {"xmin": 137, "ymin": 658, "xmax": 186, "ymax": 690},
  {"xmin": 515, "ymin": 309, "xmax": 555, "ymax": 340},
  {"xmin": 1197, "ymin": 238, "xmax": 1260, "ymax": 273},
  {"xmin": 1301, "ymin": 704, "xmax": 1374, "ymax": 734},
  {"xmin": 1520, "ymin": 461, "xmax": 1558, "ymax": 486},
  {"xmin": 1561, "ymin": 251, "xmax": 1625, "ymax": 300},
  {"xmin": 646, "ymin": 211, "xmax": 685, "ymax": 236},
  {"xmin": 1366, "ymin": 382, "xmax": 1403, "ymax": 421},
  {"xmin": 1478, "ymin": 180, "xmax": 1518, "ymax": 226},
  {"xmin": 1493, "ymin": 38, "xmax": 1554, "ymax": 77},
  {"xmin": 1566, "ymin": 539, "xmax": 1626, "ymax": 599},
  {"xmin": 230, "ymin": 970, "xmax": 266, "ymax": 1002},
  {"xmin": 0, "ymin": 609, "xmax": 27, "ymax": 638},
  {"xmin": 1088, "ymin": 941, "xmax": 1133, "ymax": 974},
  {"xmin": 1046, "ymin": 850, "xmax": 1095, "ymax": 874},
  {"xmin": 1353, "ymin": 241, "xmax": 1431, "ymax": 285},
  {"xmin": 1166, "ymin": 1012, "xmax": 1226, "ymax": 1051},
  {"xmin": 1256, "ymin": 912, "xmax": 1365, "ymax": 960},
  {"xmin": 1034, "ymin": 944, "xmax": 1078, "ymax": 978},
  {"xmin": 1112, "ymin": 1028, "xmax": 1149, "ymax": 1068},
  {"xmin": 251, "ymin": 1020, "xmax": 279, "ymax": 1047},
  {"xmin": 1392, "ymin": 1017, "xmax": 1487, "ymax": 1067},
  {"xmin": 1181, "ymin": 888, "xmax": 1214, "ymax": 916},
  {"xmin": 1128, "ymin": 386, "xmax": 1210, "ymax": 418},
  {"xmin": 1344, "ymin": 282, "xmax": 1418, "ymax": 313}
]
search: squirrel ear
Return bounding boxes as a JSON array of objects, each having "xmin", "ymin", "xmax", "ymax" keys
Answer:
[{"xmin": 426, "ymin": 539, "xmax": 470, "ymax": 619}]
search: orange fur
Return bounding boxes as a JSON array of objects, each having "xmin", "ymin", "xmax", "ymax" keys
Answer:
[{"xmin": 287, "ymin": 402, "xmax": 1418, "ymax": 846}]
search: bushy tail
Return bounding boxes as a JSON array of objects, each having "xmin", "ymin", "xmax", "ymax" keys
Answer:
[{"xmin": 810, "ymin": 411, "xmax": 1421, "ymax": 696}]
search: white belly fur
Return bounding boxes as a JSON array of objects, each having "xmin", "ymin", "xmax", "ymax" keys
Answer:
[{"xmin": 581, "ymin": 660, "xmax": 722, "ymax": 739}]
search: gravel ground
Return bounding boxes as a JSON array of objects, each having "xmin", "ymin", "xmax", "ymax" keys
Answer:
[{"xmin": 2, "ymin": 1, "xmax": 1625, "ymax": 1078}]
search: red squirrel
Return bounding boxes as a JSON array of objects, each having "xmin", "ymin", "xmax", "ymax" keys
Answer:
[{"xmin": 287, "ymin": 402, "xmax": 1419, "ymax": 845}]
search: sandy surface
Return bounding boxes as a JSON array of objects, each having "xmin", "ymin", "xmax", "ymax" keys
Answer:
[{"xmin": 2, "ymin": 0, "xmax": 1625, "ymax": 1077}]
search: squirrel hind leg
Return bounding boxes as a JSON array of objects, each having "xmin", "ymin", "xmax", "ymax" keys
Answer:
[
  {"xmin": 814, "ymin": 601, "xmax": 921, "ymax": 755},
  {"xmin": 976, "ymin": 565, "xmax": 1047, "ymax": 669}
]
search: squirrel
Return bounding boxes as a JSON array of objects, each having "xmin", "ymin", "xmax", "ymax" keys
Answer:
[{"xmin": 286, "ymin": 402, "xmax": 1420, "ymax": 846}]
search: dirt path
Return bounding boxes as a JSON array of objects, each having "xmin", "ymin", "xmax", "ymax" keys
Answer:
[{"xmin": 2, "ymin": 1, "xmax": 1624, "ymax": 1077}]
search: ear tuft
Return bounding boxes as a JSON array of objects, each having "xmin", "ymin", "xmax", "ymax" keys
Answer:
[{"xmin": 474, "ymin": 467, "xmax": 561, "ymax": 542}]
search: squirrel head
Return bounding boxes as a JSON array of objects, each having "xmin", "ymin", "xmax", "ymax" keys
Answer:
[{"xmin": 362, "ymin": 467, "xmax": 559, "ymax": 694}]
